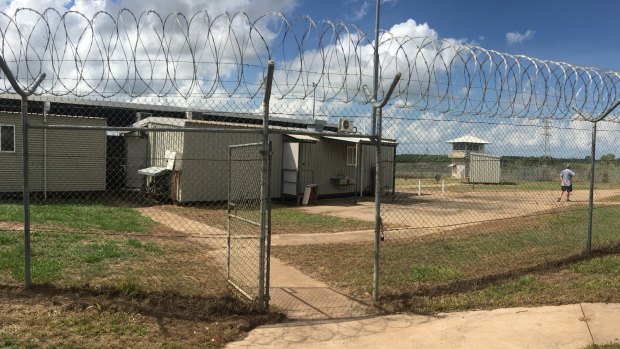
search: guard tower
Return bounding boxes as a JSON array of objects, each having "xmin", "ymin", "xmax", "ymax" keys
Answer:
[{"xmin": 447, "ymin": 136, "xmax": 500, "ymax": 183}]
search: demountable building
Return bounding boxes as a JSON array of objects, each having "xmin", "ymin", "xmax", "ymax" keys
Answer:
[
  {"xmin": 127, "ymin": 115, "xmax": 397, "ymax": 203},
  {"xmin": 447, "ymin": 135, "xmax": 501, "ymax": 184},
  {"xmin": 0, "ymin": 111, "xmax": 107, "ymax": 194}
]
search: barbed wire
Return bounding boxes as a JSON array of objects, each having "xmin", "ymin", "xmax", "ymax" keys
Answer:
[{"xmin": 1, "ymin": 8, "xmax": 619, "ymax": 120}]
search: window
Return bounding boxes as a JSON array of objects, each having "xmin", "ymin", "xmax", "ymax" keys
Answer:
[
  {"xmin": 346, "ymin": 146, "xmax": 357, "ymax": 166},
  {"xmin": 0, "ymin": 125, "xmax": 15, "ymax": 152}
]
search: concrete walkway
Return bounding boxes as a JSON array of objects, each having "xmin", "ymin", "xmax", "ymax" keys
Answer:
[
  {"xmin": 227, "ymin": 303, "xmax": 620, "ymax": 349},
  {"xmin": 136, "ymin": 206, "xmax": 375, "ymax": 320}
]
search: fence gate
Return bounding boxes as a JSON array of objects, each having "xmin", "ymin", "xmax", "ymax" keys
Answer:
[{"xmin": 227, "ymin": 142, "xmax": 270, "ymax": 305}]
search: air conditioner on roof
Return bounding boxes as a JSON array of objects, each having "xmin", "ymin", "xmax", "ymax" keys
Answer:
[{"xmin": 338, "ymin": 118, "xmax": 354, "ymax": 133}]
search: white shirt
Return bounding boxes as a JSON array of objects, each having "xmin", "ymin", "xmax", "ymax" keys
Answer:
[{"xmin": 560, "ymin": 168, "xmax": 575, "ymax": 186}]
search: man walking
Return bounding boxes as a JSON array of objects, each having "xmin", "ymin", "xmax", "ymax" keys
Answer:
[{"xmin": 558, "ymin": 164, "xmax": 576, "ymax": 202}]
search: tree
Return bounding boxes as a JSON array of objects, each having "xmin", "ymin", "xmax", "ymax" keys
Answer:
[
  {"xmin": 599, "ymin": 153, "xmax": 616, "ymax": 183},
  {"xmin": 600, "ymin": 153, "xmax": 616, "ymax": 161}
]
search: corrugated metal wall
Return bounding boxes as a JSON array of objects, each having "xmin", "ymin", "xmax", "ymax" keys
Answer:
[
  {"xmin": 469, "ymin": 152, "xmax": 501, "ymax": 184},
  {"xmin": 0, "ymin": 112, "xmax": 106, "ymax": 192},
  {"xmin": 298, "ymin": 140, "xmax": 395, "ymax": 197},
  {"xmin": 177, "ymin": 130, "xmax": 282, "ymax": 202}
]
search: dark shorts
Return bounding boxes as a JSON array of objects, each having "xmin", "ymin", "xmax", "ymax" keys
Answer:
[{"xmin": 561, "ymin": 185, "xmax": 572, "ymax": 192}]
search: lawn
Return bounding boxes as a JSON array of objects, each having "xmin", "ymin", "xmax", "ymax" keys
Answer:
[
  {"xmin": 272, "ymin": 203, "xmax": 620, "ymax": 305},
  {"xmin": 384, "ymin": 253, "xmax": 620, "ymax": 314},
  {"xmin": 0, "ymin": 200, "xmax": 284, "ymax": 348},
  {"xmin": 0, "ymin": 201, "xmax": 155, "ymax": 232}
]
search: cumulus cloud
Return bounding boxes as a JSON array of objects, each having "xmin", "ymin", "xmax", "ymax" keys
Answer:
[{"xmin": 506, "ymin": 30, "xmax": 535, "ymax": 45}]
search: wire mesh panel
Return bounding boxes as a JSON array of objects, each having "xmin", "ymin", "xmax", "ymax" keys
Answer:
[
  {"xmin": 227, "ymin": 142, "xmax": 267, "ymax": 302},
  {"xmin": 378, "ymin": 112, "xmax": 620, "ymax": 298},
  {"xmin": 3, "ymin": 7, "xmax": 620, "ymax": 318}
]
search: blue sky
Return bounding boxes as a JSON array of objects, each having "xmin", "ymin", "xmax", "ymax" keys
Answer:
[
  {"xmin": 1, "ymin": 0, "xmax": 618, "ymax": 157},
  {"xmin": 294, "ymin": 0, "xmax": 620, "ymax": 71}
]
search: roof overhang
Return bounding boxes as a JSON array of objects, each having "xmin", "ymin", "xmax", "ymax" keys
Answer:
[
  {"xmin": 284, "ymin": 134, "xmax": 319, "ymax": 143},
  {"xmin": 323, "ymin": 136, "xmax": 397, "ymax": 146}
]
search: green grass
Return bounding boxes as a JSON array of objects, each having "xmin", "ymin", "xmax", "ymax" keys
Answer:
[
  {"xmin": 271, "ymin": 206, "xmax": 374, "ymax": 233},
  {"xmin": 0, "ymin": 332, "xmax": 17, "ymax": 348},
  {"xmin": 273, "ymin": 204, "xmax": 620, "ymax": 299},
  {"xmin": 0, "ymin": 230, "xmax": 164, "ymax": 283},
  {"xmin": 0, "ymin": 201, "xmax": 155, "ymax": 232},
  {"xmin": 571, "ymin": 256, "xmax": 620, "ymax": 275}
]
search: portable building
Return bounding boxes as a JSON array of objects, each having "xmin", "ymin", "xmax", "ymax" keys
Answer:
[
  {"xmin": 126, "ymin": 117, "xmax": 283, "ymax": 202},
  {"xmin": 128, "ymin": 116, "xmax": 396, "ymax": 203},
  {"xmin": 0, "ymin": 112, "xmax": 107, "ymax": 193}
]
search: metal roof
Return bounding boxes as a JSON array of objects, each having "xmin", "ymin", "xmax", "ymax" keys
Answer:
[
  {"xmin": 285, "ymin": 134, "xmax": 319, "ymax": 142},
  {"xmin": 323, "ymin": 136, "xmax": 397, "ymax": 145},
  {"xmin": 446, "ymin": 135, "xmax": 490, "ymax": 144}
]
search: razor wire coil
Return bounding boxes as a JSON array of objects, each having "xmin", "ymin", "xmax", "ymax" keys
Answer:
[{"xmin": 0, "ymin": 8, "xmax": 619, "ymax": 120}]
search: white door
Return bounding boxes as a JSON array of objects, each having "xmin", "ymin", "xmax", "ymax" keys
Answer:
[
  {"xmin": 282, "ymin": 142, "xmax": 300, "ymax": 195},
  {"xmin": 456, "ymin": 165, "xmax": 465, "ymax": 180},
  {"xmin": 126, "ymin": 136, "xmax": 147, "ymax": 189}
]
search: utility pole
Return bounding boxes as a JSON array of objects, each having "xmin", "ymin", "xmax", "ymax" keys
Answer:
[{"xmin": 371, "ymin": 0, "xmax": 380, "ymax": 135}]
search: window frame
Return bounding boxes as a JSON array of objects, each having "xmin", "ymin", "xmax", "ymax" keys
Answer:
[
  {"xmin": 346, "ymin": 145, "xmax": 357, "ymax": 166},
  {"xmin": 0, "ymin": 124, "xmax": 16, "ymax": 153}
]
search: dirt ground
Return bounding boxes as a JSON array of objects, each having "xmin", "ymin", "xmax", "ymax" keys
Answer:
[
  {"xmin": 300, "ymin": 189, "xmax": 620, "ymax": 231},
  {"xmin": 131, "ymin": 188, "xmax": 620, "ymax": 246},
  {"xmin": 0, "ymin": 284, "xmax": 281, "ymax": 348}
]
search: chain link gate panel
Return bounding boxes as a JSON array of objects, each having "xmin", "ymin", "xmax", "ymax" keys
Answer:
[{"xmin": 227, "ymin": 142, "xmax": 270, "ymax": 304}]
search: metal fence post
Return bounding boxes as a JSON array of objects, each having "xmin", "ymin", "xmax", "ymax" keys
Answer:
[
  {"xmin": 264, "ymin": 141, "xmax": 273, "ymax": 309},
  {"xmin": 373, "ymin": 107, "xmax": 383, "ymax": 302},
  {"xmin": 573, "ymin": 100, "xmax": 620, "ymax": 253},
  {"xmin": 587, "ymin": 122, "xmax": 597, "ymax": 252},
  {"xmin": 0, "ymin": 57, "xmax": 45, "ymax": 289},
  {"xmin": 259, "ymin": 60, "xmax": 275, "ymax": 309},
  {"xmin": 20, "ymin": 96, "xmax": 32, "ymax": 288},
  {"xmin": 364, "ymin": 73, "xmax": 401, "ymax": 302}
]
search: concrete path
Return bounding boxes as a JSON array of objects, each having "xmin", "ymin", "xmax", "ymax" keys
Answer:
[
  {"xmin": 136, "ymin": 206, "xmax": 375, "ymax": 320},
  {"xmin": 227, "ymin": 303, "xmax": 620, "ymax": 349}
]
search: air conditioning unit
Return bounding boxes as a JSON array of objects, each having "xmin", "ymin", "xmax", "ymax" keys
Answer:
[{"xmin": 338, "ymin": 118, "xmax": 354, "ymax": 133}]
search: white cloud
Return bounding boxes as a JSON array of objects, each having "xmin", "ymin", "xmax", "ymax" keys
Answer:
[
  {"xmin": 506, "ymin": 29, "xmax": 535, "ymax": 45},
  {"xmin": 345, "ymin": 0, "xmax": 369, "ymax": 21}
]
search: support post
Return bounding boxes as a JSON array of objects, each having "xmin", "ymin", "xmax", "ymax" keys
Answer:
[
  {"xmin": 364, "ymin": 72, "xmax": 401, "ymax": 303},
  {"xmin": 373, "ymin": 107, "xmax": 382, "ymax": 302},
  {"xmin": 264, "ymin": 141, "xmax": 273, "ymax": 309},
  {"xmin": 573, "ymin": 100, "xmax": 620, "ymax": 254},
  {"xmin": 259, "ymin": 60, "xmax": 275, "ymax": 309},
  {"xmin": 21, "ymin": 95, "xmax": 31, "ymax": 288},
  {"xmin": 587, "ymin": 122, "xmax": 597, "ymax": 252},
  {"xmin": 0, "ymin": 56, "xmax": 45, "ymax": 289},
  {"xmin": 43, "ymin": 101, "xmax": 50, "ymax": 199},
  {"xmin": 371, "ymin": 0, "xmax": 380, "ymax": 135}
]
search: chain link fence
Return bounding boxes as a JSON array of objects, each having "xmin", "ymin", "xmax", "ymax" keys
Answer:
[
  {"xmin": 379, "ymin": 111, "xmax": 620, "ymax": 297},
  {"xmin": 2, "ymin": 9, "xmax": 620, "ymax": 315}
]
